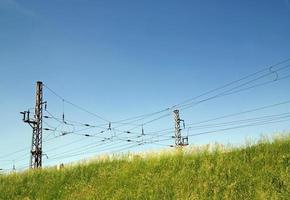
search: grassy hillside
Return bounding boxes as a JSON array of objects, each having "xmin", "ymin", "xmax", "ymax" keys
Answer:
[{"xmin": 0, "ymin": 135, "xmax": 289, "ymax": 200}]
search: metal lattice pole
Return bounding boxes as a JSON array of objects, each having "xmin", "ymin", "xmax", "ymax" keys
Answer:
[
  {"xmin": 30, "ymin": 81, "xmax": 43, "ymax": 168},
  {"xmin": 173, "ymin": 110, "xmax": 182, "ymax": 147},
  {"xmin": 21, "ymin": 82, "xmax": 43, "ymax": 169},
  {"xmin": 20, "ymin": 81, "xmax": 43, "ymax": 168},
  {"xmin": 173, "ymin": 109, "xmax": 189, "ymax": 147}
]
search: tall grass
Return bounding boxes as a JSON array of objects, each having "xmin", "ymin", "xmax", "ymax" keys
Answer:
[{"xmin": 0, "ymin": 134, "xmax": 289, "ymax": 200}]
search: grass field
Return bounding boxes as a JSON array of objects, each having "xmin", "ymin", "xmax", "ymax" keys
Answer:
[{"xmin": 0, "ymin": 134, "xmax": 289, "ymax": 200}]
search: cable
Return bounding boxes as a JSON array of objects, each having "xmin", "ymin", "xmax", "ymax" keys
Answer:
[
  {"xmin": 186, "ymin": 113, "xmax": 290, "ymax": 130},
  {"xmin": 158, "ymin": 117, "xmax": 290, "ymax": 143},
  {"xmin": 3, "ymin": 59, "xmax": 290, "ymax": 171},
  {"xmin": 130, "ymin": 112, "xmax": 290, "ymax": 144},
  {"xmin": 111, "ymin": 58, "xmax": 290, "ymax": 124},
  {"xmin": 179, "ymin": 64, "xmax": 290, "ymax": 111},
  {"xmin": 0, "ymin": 147, "xmax": 30, "ymax": 159},
  {"xmin": 43, "ymin": 84, "xmax": 110, "ymax": 122},
  {"xmin": 53, "ymin": 114, "xmax": 290, "ymax": 160},
  {"xmin": 103, "ymin": 100, "xmax": 290, "ymax": 142},
  {"xmin": 44, "ymin": 60, "xmax": 290, "ymax": 136},
  {"xmin": 188, "ymin": 118, "xmax": 290, "ymax": 137},
  {"xmin": 186, "ymin": 100, "xmax": 290, "ymax": 126},
  {"xmin": 174, "ymin": 59, "xmax": 290, "ymax": 108},
  {"xmin": 44, "ymin": 110, "xmax": 108, "ymax": 130},
  {"xmin": 47, "ymin": 114, "xmax": 290, "ymax": 163},
  {"xmin": 117, "ymin": 75, "xmax": 290, "ymax": 136}
]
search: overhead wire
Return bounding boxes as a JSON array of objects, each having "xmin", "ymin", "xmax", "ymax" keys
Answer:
[
  {"xmin": 117, "ymin": 66, "xmax": 290, "ymax": 134},
  {"xmin": 2, "ymin": 59, "xmax": 290, "ymax": 171},
  {"xmin": 111, "ymin": 58, "xmax": 290, "ymax": 125},
  {"xmin": 43, "ymin": 98, "xmax": 290, "ymax": 163},
  {"xmin": 43, "ymin": 84, "xmax": 110, "ymax": 123},
  {"xmin": 42, "ymin": 59, "xmax": 290, "ymax": 136}
]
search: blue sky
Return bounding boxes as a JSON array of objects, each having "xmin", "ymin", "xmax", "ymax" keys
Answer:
[{"xmin": 0, "ymin": 0, "xmax": 290, "ymax": 171}]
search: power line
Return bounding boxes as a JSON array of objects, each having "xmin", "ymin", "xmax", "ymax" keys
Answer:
[
  {"xmin": 46, "ymin": 112, "xmax": 290, "ymax": 163},
  {"xmin": 43, "ymin": 60, "xmax": 290, "ymax": 136},
  {"xmin": 188, "ymin": 118, "xmax": 290, "ymax": 138},
  {"xmin": 43, "ymin": 84, "xmax": 110, "ymax": 123},
  {"xmin": 0, "ymin": 147, "xmax": 30, "ymax": 160},
  {"xmin": 4, "ymin": 96, "xmax": 289, "ymax": 164},
  {"xmin": 186, "ymin": 113, "xmax": 290, "ymax": 130},
  {"xmin": 186, "ymin": 100, "xmax": 290, "ymax": 126},
  {"xmin": 45, "ymin": 115, "xmax": 290, "ymax": 164},
  {"xmin": 2, "ymin": 59, "xmax": 290, "ymax": 171},
  {"xmin": 174, "ymin": 59, "xmax": 290, "ymax": 108},
  {"xmin": 44, "ymin": 109, "xmax": 108, "ymax": 129},
  {"xmin": 5, "ymin": 112, "xmax": 290, "ymax": 171},
  {"xmin": 111, "ymin": 58, "xmax": 290, "ymax": 124},
  {"xmin": 117, "ymin": 70, "xmax": 290, "ymax": 134},
  {"xmin": 124, "ymin": 110, "xmax": 290, "ymax": 142},
  {"xmin": 58, "ymin": 99, "xmax": 290, "ymax": 145},
  {"xmin": 43, "ymin": 127, "xmax": 143, "ymax": 163},
  {"xmin": 157, "ymin": 116, "xmax": 290, "ymax": 143},
  {"xmin": 179, "ymin": 64, "xmax": 290, "ymax": 110},
  {"xmin": 39, "ymin": 59, "xmax": 290, "ymax": 134}
]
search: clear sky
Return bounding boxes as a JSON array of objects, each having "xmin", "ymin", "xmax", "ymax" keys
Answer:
[{"xmin": 0, "ymin": 0, "xmax": 290, "ymax": 171}]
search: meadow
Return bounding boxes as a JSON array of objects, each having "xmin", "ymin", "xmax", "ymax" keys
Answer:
[{"xmin": 0, "ymin": 134, "xmax": 289, "ymax": 200}]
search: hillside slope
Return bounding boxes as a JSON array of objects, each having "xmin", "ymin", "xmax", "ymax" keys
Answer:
[{"xmin": 0, "ymin": 135, "xmax": 289, "ymax": 200}]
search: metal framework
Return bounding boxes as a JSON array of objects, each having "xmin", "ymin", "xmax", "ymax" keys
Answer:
[
  {"xmin": 31, "ymin": 81, "xmax": 43, "ymax": 168},
  {"xmin": 173, "ymin": 109, "xmax": 188, "ymax": 147},
  {"xmin": 21, "ymin": 81, "xmax": 43, "ymax": 169}
]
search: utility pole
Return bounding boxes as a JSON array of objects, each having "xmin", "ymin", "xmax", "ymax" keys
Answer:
[
  {"xmin": 21, "ymin": 81, "xmax": 44, "ymax": 169},
  {"xmin": 173, "ymin": 110, "xmax": 188, "ymax": 147}
]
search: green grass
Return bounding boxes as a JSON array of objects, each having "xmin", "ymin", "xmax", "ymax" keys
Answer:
[{"xmin": 0, "ymin": 134, "xmax": 289, "ymax": 200}]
